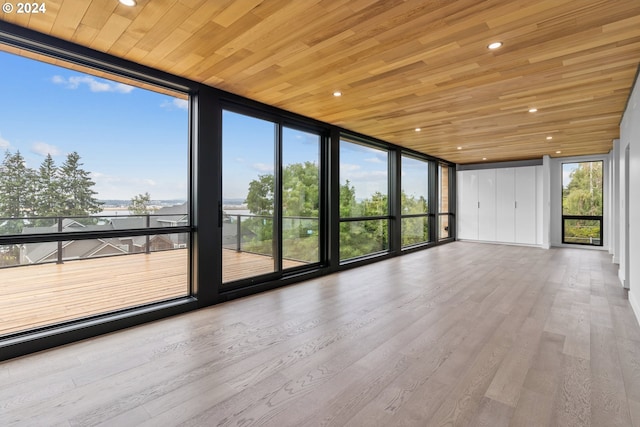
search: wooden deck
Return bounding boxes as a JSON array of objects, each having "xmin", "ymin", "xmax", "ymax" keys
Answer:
[{"xmin": 0, "ymin": 249, "xmax": 305, "ymax": 336}]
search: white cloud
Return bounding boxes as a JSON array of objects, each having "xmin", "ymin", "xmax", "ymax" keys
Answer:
[
  {"xmin": 364, "ymin": 157, "xmax": 383, "ymax": 163},
  {"xmin": 160, "ymin": 98, "xmax": 189, "ymax": 110},
  {"xmin": 0, "ymin": 133, "xmax": 10, "ymax": 149},
  {"xmin": 30, "ymin": 142, "xmax": 61, "ymax": 156},
  {"xmin": 52, "ymin": 75, "xmax": 134, "ymax": 94},
  {"xmin": 252, "ymin": 162, "xmax": 274, "ymax": 173},
  {"xmin": 340, "ymin": 163, "xmax": 361, "ymax": 173}
]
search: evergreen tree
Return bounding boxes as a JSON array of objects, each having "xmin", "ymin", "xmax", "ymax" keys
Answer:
[
  {"xmin": 58, "ymin": 151, "xmax": 102, "ymax": 216},
  {"xmin": 0, "ymin": 150, "xmax": 36, "ymax": 218},
  {"xmin": 129, "ymin": 192, "xmax": 154, "ymax": 215},
  {"xmin": 34, "ymin": 154, "xmax": 62, "ymax": 218}
]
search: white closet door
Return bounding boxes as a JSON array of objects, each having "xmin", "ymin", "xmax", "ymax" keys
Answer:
[
  {"xmin": 478, "ymin": 169, "xmax": 497, "ymax": 241},
  {"xmin": 496, "ymin": 168, "xmax": 516, "ymax": 242},
  {"xmin": 515, "ymin": 166, "xmax": 537, "ymax": 244},
  {"xmin": 458, "ymin": 170, "xmax": 479, "ymax": 240}
]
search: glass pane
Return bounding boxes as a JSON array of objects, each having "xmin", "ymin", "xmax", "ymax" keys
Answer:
[
  {"xmin": 562, "ymin": 161, "xmax": 603, "ymax": 216},
  {"xmin": 222, "ymin": 111, "xmax": 276, "ymax": 282},
  {"xmin": 0, "ymin": 234, "xmax": 189, "ymax": 337},
  {"xmin": 402, "ymin": 217, "xmax": 429, "ymax": 247},
  {"xmin": 340, "ymin": 139, "xmax": 388, "ymax": 218},
  {"xmin": 564, "ymin": 219, "xmax": 601, "ymax": 245},
  {"xmin": 0, "ymin": 48, "xmax": 190, "ymax": 336},
  {"xmin": 439, "ymin": 215, "xmax": 450, "ymax": 240},
  {"xmin": 282, "ymin": 127, "xmax": 320, "ymax": 266},
  {"xmin": 340, "ymin": 220, "xmax": 389, "ymax": 260},
  {"xmin": 401, "ymin": 156, "xmax": 428, "ymax": 214},
  {"xmin": 0, "ymin": 49, "xmax": 189, "ymax": 235}
]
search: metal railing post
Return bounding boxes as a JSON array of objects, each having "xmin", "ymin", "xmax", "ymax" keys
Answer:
[
  {"xmin": 145, "ymin": 214, "xmax": 151, "ymax": 254},
  {"xmin": 57, "ymin": 216, "xmax": 63, "ymax": 264},
  {"xmin": 236, "ymin": 215, "xmax": 241, "ymax": 252}
]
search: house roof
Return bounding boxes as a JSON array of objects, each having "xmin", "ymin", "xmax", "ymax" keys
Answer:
[{"xmin": 2, "ymin": 1, "xmax": 640, "ymax": 163}]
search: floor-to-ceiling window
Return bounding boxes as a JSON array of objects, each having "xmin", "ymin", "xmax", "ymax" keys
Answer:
[
  {"xmin": 401, "ymin": 155, "xmax": 430, "ymax": 247},
  {"xmin": 282, "ymin": 127, "xmax": 321, "ymax": 267},
  {"xmin": 222, "ymin": 110, "xmax": 322, "ymax": 284},
  {"xmin": 562, "ymin": 160, "xmax": 603, "ymax": 246},
  {"xmin": 0, "ymin": 47, "xmax": 190, "ymax": 338},
  {"xmin": 339, "ymin": 138, "xmax": 390, "ymax": 260},
  {"xmin": 222, "ymin": 111, "xmax": 277, "ymax": 282}
]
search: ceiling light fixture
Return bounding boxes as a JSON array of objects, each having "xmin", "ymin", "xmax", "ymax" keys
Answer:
[
  {"xmin": 529, "ymin": 108, "xmax": 538, "ymax": 113},
  {"xmin": 333, "ymin": 91, "xmax": 342, "ymax": 97},
  {"xmin": 457, "ymin": 146, "xmax": 462, "ymax": 150},
  {"xmin": 482, "ymin": 157, "xmax": 487, "ymax": 161},
  {"xmin": 487, "ymin": 42, "xmax": 503, "ymax": 50},
  {"xmin": 546, "ymin": 136, "xmax": 553, "ymax": 140},
  {"xmin": 415, "ymin": 128, "xmax": 421, "ymax": 132},
  {"xmin": 556, "ymin": 150, "xmax": 562, "ymax": 154},
  {"xmin": 119, "ymin": 0, "xmax": 136, "ymax": 6}
]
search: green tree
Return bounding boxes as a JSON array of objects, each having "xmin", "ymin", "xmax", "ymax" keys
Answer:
[
  {"xmin": 282, "ymin": 161, "xmax": 319, "ymax": 217},
  {"xmin": 0, "ymin": 151, "xmax": 36, "ymax": 227},
  {"xmin": 563, "ymin": 162, "xmax": 603, "ymax": 216},
  {"xmin": 34, "ymin": 154, "xmax": 62, "ymax": 219},
  {"xmin": 246, "ymin": 174, "xmax": 274, "ymax": 215},
  {"xmin": 58, "ymin": 151, "xmax": 102, "ymax": 217},
  {"xmin": 129, "ymin": 192, "xmax": 155, "ymax": 215}
]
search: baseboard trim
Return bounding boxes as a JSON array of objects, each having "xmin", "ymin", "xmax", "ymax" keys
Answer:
[{"xmin": 629, "ymin": 291, "xmax": 640, "ymax": 327}]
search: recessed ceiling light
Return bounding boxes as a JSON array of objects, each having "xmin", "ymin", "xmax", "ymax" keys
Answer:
[
  {"xmin": 487, "ymin": 42, "xmax": 503, "ymax": 50},
  {"xmin": 529, "ymin": 108, "xmax": 538, "ymax": 113},
  {"xmin": 333, "ymin": 91, "xmax": 342, "ymax": 97},
  {"xmin": 556, "ymin": 150, "xmax": 562, "ymax": 154},
  {"xmin": 415, "ymin": 128, "xmax": 421, "ymax": 132},
  {"xmin": 457, "ymin": 146, "xmax": 462, "ymax": 150},
  {"xmin": 482, "ymin": 157, "xmax": 487, "ymax": 161},
  {"xmin": 119, "ymin": 0, "xmax": 136, "ymax": 6},
  {"xmin": 546, "ymin": 136, "xmax": 553, "ymax": 140}
]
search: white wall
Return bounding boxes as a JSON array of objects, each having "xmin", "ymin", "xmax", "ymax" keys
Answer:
[
  {"xmin": 611, "ymin": 140, "xmax": 620, "ymax": 263},
  {"xmin": 542, "ymin": 156, "xmax": 551, "ymax": 249},
  {"xmin": 621, "ymin": 73, "xmax": 640, "ymax": 319}
]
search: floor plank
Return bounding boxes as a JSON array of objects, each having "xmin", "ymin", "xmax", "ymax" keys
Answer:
[{"xmin": 1, "ymin": 242, "xmax": 639, "ymax": 426}]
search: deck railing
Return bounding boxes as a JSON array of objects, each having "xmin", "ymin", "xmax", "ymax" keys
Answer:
[
  {"xmin": 0, "ymin": 213, "xmax": 188, "ymax": 268},
  {"xmin": 0, "ymin": 212, "xmax": 319, "ymax": 268}
]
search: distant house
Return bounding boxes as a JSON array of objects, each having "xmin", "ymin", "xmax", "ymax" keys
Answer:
[
  {"xmin": 20, "ymin": 204, "xmax": 190, "ymax": 265},
  {"xmin": 20, "ymin": 219, "xmax": 128, "ymax": 264}
]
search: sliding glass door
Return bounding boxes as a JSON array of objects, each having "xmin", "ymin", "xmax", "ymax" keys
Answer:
[{"xmin": 222, "ymin": 110, "xmax": 322, "ymax": 284}]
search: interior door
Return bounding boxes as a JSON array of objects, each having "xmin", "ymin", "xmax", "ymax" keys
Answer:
[
  {"xmin": 478, "ymin": 169, "xmax": 497, "ymax": 241},
  {"xmin": 496, "ymin": 168, "xmax": 515, "ymax": 243},
  {"xmin": 515, "ymin": 166, "xmax": 537, "ymax": 244}
]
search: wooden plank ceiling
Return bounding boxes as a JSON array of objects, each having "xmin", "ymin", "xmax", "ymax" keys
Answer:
[{"xmin": 2, "ymin": 0, "xmax": 640, "ymax": 164}]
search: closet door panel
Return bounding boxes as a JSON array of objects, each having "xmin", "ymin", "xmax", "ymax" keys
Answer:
[
  {"xmin": 496, "ymin": 168, "xmax": 516, "ymax": 243},
  {"xmin": 515, "ymin": 166, "xmax": 537, "ymax": 244},
  {"xmin": 478, "ymin": 169, "xmax": 497, "ymax": 241}
]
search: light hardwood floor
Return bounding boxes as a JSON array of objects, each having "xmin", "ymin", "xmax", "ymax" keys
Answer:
[{"xmin": 1, "ymin": 242, "xmax": 639, "ymax": 426}]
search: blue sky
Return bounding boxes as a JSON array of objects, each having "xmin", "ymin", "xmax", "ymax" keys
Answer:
[{"xmin": 0, "ymin": 50, "xmax": 188, "ymax": 200}]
